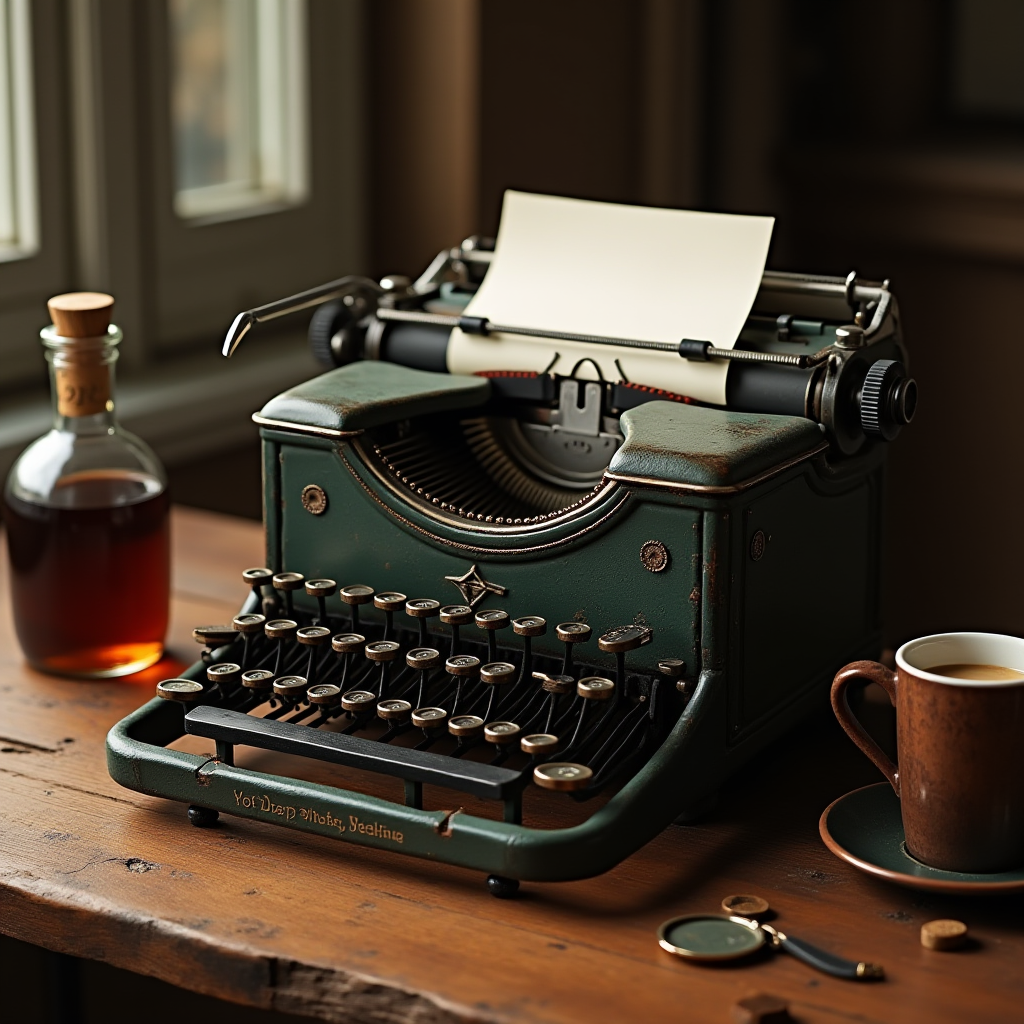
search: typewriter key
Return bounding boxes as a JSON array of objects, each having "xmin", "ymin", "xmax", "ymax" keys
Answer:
[
  {"xmin": 377, "ymin": 698, "xmax": 412, "ymax": 722},
  {"xmin": 406, "ymin": 598, "xmax": 441, "ymax": 646},
  {"xmin": 406, "ymin": 647, "xmax": 442, "ymax": 670},
  {"xmin": 520, "ymin": 733, "xmax": 560, "ymax": 756},
  {"xmin": 340, "ymin": 585, "xmax": 374, "ymax": 631},
  {"xmin": 305, "ymin": 578, "xmax": 337, "ymax": 624},
  {"xmin": 242, "ymin": 567, "xmax": 274, "ymax": 613},
  {"xmin": 480, "ymin": 662, "xmax": 516, "ymax": 685},
  {"xmin": 272, "ymin": 572, "xmax": 305, "ymax": 618},
  {"xmin": 484, "ymin": 721, "xmax": 521, "ymax": 745},
  {"xmin": 449, "ymin": 714, "xmax": 485, "ymax": 738},
  {"xmin": 192, "ymin": 624, "xmax": 237, "ymax": 648},
  {"xmin": 297, "ymin": 625, "xmax": 331, "ymax": 687},
  {"xmin": 157, "ymin": 678, "xmax": 204, "ymax": 702},
  {"xmin": 533, "ymin": 671, "xmax": 575, "ymax": 695},
  {"xmin": 533, "ymin": 762, "xmax": 593, "ymax": 791},
  {"xmin": 366, "ymin": 639, "xmax": 401, "ymax": 698},
  {"xmin": 599, "ymin": 624, "xmax": 654, "ymax": 688},
  {"xmin": 411, "ymin": 706, "xmax": 447, "ymax": 729},
  {"xmin": 513, "ymin": 616, "xmax": 546, "ymax": 685},
  {"xmin": 555, "ymin": 622, "xmax": 592, "ymax": 675},
  {"xmin": 264, "ymin": 618, "xmax": 299, "ymax": 640},
  {"xmin": 445, "ymin": 654, "xmax": 481, "ymax": 677},
  {"xmin": 307, "ymin": 683, "xmax": 342, "ymax": 707},
  {"xmin": 578, "ymin": 676, "xmax": 615, "ymax": 700},
  {"xmin": 207, "ymin": 662, "xmax": 241, "ymax": 689},
  {"xmin": 233, "ymin": 613, "xmax": 266, "ymax": 634},
  {"xmin": 475, "ymin": 609, "xmax": 510, "ymax": 663},
  {"xmin": 440, "ymin": 604, "xmax": 474, "ymax": 656},
  {"xmin": 241, "ymin": 668, "xmax": 274, "ymax": 691},
  {"xmin": 374, "ymin": 592, "xmax": 407, "ymax": 640},
  {"xmin": 341, "ymin": 689, "xmax": 376, "ymax": 713},
  {"xmin": 658, "ymin": 658, "xmax": 690, "ymax": 695},
  {"xmin": 273, "ymin": 675, "xmax": 308, "ymax": 701},
  {"xmin": 332, "ymin": 632, "xmax": 365, "ymax": 654}
]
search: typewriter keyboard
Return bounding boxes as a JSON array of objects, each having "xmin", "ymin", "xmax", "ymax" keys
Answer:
[{"xmin": 159, "ymin": 569, "xmax": 690, "ymax": 825}]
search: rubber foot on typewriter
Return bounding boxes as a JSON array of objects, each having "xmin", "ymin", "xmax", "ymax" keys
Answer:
[
  {"xmin": 672, "ymin": 791, "xmax": 719, "ymax": 825},
  {"xmin": 486, "ymin": 874, "xmax": 520, "ymax": 899},
  {"xmin": 188, "ymin": 805, "xmax": 220, "ymax": 828}
]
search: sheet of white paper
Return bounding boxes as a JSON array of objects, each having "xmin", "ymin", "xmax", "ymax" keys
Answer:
[{"xmin": 447, "ymin": 191, "xmax": 774, "ymax": 405}]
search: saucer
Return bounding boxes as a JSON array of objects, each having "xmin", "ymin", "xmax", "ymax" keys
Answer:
[{"xmin": 819, "ymin": 783, "xmax": 1024, "ymax": 894}]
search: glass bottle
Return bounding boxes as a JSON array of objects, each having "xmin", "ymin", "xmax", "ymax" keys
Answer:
[{"xmin": 2, "ymin": 293, "xmax": 170, "ymax": 677}]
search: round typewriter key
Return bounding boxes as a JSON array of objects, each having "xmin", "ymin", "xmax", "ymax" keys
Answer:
[
  {"xmin": 341, "ymin": 689, "xmax": 377, "ymax": 713},
  {"xmin": 307, "ymin": 683, "xmax": 342, "ymax": 706},
  {"xmin": 365, "ymin": 640, "xmax": 401, "ymax": 661},
  {"xmin": 445, "ymin": 654, "xmax": 481, "ymax": 677},
  {"xmin": 577, "ymin": 676, "xmax": 615, "ymax": 700},
  {"xmin": 272, "ymin": 572, "xmax": 305, "ymax": 591},
  {"xmin": 533, "ymin": 762, "xmax": 593, "ymax": 791},
  {"xmin": 241, "ymin": 669, "xmax": 274, "ymax": 690},
  {"xmin": 658, "ymin": 658, "xmax": 686, "ymax": 678},
  {"xmin": 480, "ymin": 661, "xmax": 516, "ymax": 685},
  {"xmin": 377, "ymin": 698, "xmax": 412, "ymax": 721},
  {"xmin": 273, "ymin": 675, "xmax": 308, "ymax": 699},
  {"xmin": 242, "ymin": 567, "xmax": 274, "ymax": 587},
  {"xmin": 598, "ymin": 624, "xmax": 653, "ymax": 654},
  {"xmin": 340, "ymin": 585, "xmax": 374, "ymax": 605},
  {"xmin": 232, "ymin": 613, "xmax": 266, "ymax": 634},
  {"xmin": 264, "ymin": 618, "xmax": 298, "ymax": 640},
  {"xmin": 513, "ymin": 615, "xmax": 547, "ymax": 637},
  {"xmin": 331, "ymin": 632, "xmax": 365, "ymax": 654},
  {"xmin": 406, "ymin": 598, "xmax": 440, "ymax": 617},
  {"xmin": 440, "ymin": 604, "xmax": 474, "ymax": 625},
  {"xmin": 374, "ymin": 591, "xmax": 407, "ymax": 611},
  {"xmin": 657, "ymin": 914, "xmax": 765, "ymax": 961},
  {"xmin": 407, "ymin": 647, "xmax": 442, "ymax": 670},
  {"xmin": 305, "ymin": 578, "xmax": 337, "ymax": 597},
  {"xmin": 449, "ymin": 714, "xmax": 485, "ymax": 738},
  {"xmin": 555, "ymin": 622, "xmax": 592, "ymax": 644},
  {"xmin": 484, "ymin": 720, "xmax": 521, "ymax": 745},
  {"xmin": 475, "ymin": 609, "xmax": 510, "ymax": 630},
  {"xmin": 207, "ymin": 662, "xmax": 241, "ymax": 686},
  {"xmin": 521, "ymin": 733, "xmax": 560, "ymax": 755},
  {"xmin": 533, "ymin": 671, "xmax": 574, "ymax": 694},
  {"xmin": 296, "ymin": 625, "xmax": 332, "ymax": 645},
  {"xmin": 157, "ymin": 678, "xmax": 204, "ymax": 702},
  {"xmin": 411, "ymin": 706, "xmax": 447, "ymax": 729}
]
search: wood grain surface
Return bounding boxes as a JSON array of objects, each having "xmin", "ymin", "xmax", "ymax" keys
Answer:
[{"xmin": 0, "ymin": 506, "xmax": 1021, "ymax": 1023}]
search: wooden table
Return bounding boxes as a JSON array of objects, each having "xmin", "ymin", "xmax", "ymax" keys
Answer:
[{"xmin": 1, "ymin": 506, "xmax": 1021, "ymax": 1024}]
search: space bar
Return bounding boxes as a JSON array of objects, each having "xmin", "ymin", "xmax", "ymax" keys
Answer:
[{"xmin": 184, "ymin": 705, "xmax": 522, "ymax": 800}]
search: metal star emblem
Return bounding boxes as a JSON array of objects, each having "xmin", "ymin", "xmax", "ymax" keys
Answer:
[{"xmin": 444, "ymin": 564, "xmax": 508, "ymax": 608}]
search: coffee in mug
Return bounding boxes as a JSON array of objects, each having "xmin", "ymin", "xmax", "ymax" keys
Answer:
[{"xmin": 832, "ymin": 633, "xmax": 1024, "ymax": 873}]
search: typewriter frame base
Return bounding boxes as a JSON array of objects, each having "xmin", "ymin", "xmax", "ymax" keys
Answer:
[{"xmin": 106, "ymin": 633, "xmax": 877, "ymax": 889}]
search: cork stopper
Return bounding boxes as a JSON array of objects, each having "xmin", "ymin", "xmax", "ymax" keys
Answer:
[{"xmin": 47, "ymin": 292, "xmax": 115, "ymax": 338}]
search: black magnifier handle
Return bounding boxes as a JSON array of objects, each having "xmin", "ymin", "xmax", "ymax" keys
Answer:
[{"xmin": 763, "ymin": 925, "xmax": 884, "ymax": 980}]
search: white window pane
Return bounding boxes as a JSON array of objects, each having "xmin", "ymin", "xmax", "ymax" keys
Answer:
[
  {"xmin": 0, "ymin": 0, "xmax": 38, "ymax": 261},
  {"xmin": 170, "ymin": 0, "xmax": 308, "ymax": 221},
  {"xmin": 952, "ymin": 0, "xmax": 1024, "ymax": 119}
]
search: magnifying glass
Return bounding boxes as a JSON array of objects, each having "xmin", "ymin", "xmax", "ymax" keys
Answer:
[{"xmin": 657, "ymin": 914, "xmax": 884, "ymax": 980}]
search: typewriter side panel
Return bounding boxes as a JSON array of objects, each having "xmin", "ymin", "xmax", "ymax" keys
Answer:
[
  {"xmin": 731, "ymin": 457, "xmax": 884, "ymax": 740},
  {"xmin": 268, "ymin": 434, "xmax": 702, "ymax": 673}
]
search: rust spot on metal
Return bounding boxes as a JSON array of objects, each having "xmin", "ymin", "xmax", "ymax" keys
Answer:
[
  {"xmin": 435, "ymin": 808, "xmax": 464, "ymax": 837},
  {"xmin": 689, "ymin": 587, "xmax": 701, "ymax": 605}
]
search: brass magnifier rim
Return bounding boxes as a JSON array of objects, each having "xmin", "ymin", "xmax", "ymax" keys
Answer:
[{"xmin": 657, "ymin": 913, "xmax": 766, "ymax": 961}]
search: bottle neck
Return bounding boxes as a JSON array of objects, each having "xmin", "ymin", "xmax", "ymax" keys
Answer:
[{"xmin": 41, "ymin": 325, "xmax": 121, "ymax": 434}]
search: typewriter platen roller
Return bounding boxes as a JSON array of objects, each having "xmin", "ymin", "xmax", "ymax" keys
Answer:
[{"xmin": 108, "ymin": 197, "xmax": 916, "ymax": 893}]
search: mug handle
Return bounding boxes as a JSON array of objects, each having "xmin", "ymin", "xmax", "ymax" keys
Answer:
[{"xmin": 831, "ymin": 661, "xmax": 900, "ymax": 796}]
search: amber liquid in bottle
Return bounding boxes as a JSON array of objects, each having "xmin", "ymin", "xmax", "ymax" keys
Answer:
[
  {"xmin": 3, "ymin": 292, "xmax": 171, "ymax": 678},
  {"xmin": 3, "ymin": 473, "xmax": 170, "ymax": 676}
]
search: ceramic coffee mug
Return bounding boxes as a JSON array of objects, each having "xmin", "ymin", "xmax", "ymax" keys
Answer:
[{"xmin": 832, "ymin": 633, "xmax": 1024, "ymax": 874}]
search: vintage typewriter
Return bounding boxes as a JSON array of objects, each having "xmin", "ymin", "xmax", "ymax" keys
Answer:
[{"xmin": 108, "ymin": 197, "xmax": 916, "ymax": 895}]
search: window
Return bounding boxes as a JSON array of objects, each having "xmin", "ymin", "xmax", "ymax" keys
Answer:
[
  {"xmin": 0, "ymin": 0, "xmax": 37, "ymax": 261},
  {"xmin": 951, "ymin": 0, "xmax": 1024, "ymax": 121},
  {"xmin": 170, "ymin": 0, "xmax": 308, "ymax": 220}
]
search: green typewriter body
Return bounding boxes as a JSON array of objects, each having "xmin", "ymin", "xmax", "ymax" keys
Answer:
[{"xmin": 107, "ymin": 238, "xmax": 913, "ymax": 893}]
